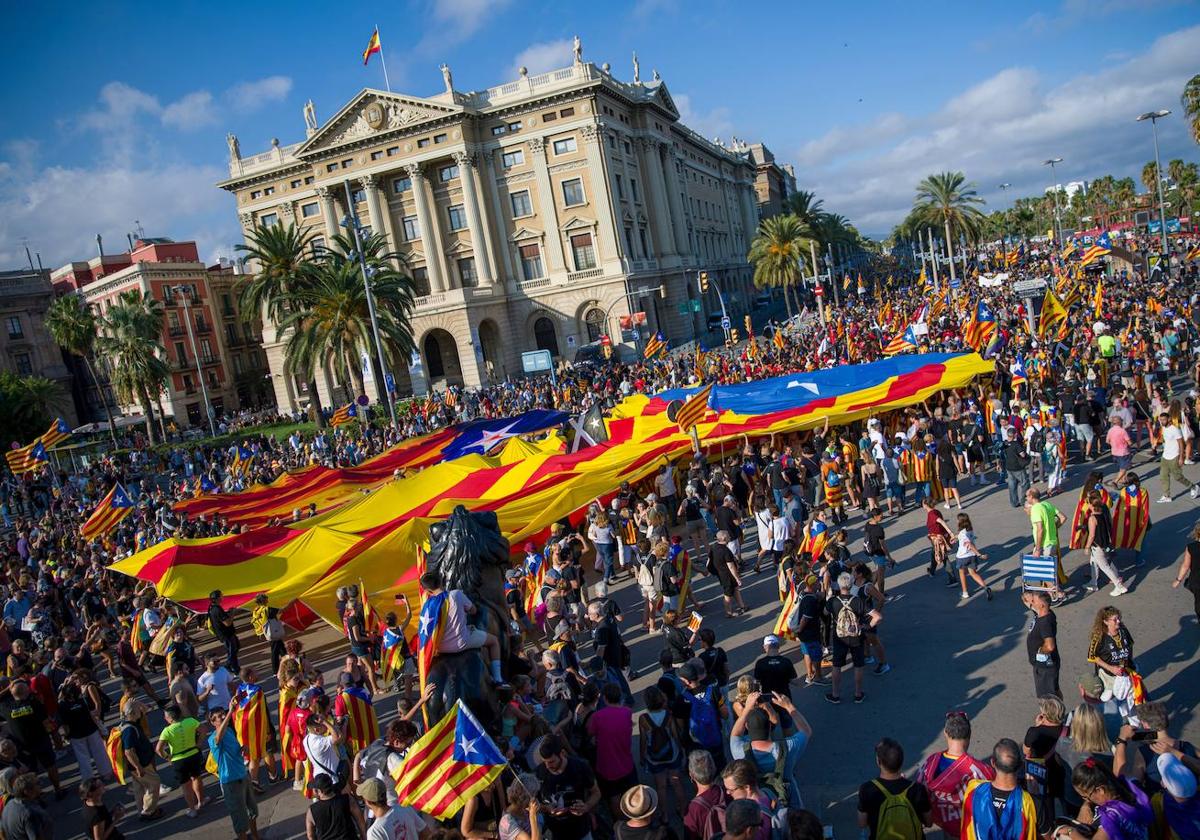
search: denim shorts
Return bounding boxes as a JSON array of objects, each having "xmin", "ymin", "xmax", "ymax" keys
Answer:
[
  {"xmin": 868, "ymin": 554, "xmax": 888, "ymax": 570},
  {"xmin": 799, "ymin": 640, "xmax": 822, "ymax": 660}
]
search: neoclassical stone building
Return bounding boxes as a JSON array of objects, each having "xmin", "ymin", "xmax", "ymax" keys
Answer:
[{"xmin": 220, "ymin": 52, "xmax": 761, "ymax": 404}]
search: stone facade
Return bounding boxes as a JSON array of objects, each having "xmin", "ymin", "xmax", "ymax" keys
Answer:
[
  {"xmin": 219, "ymin": 57, "xmax": 762, "ymax": 402},
  {"xmin": 740, "ymin": 142, "xmax": 798, "ymax": 218},
  {"xmin": 0, "ymin": 269, "xmax": 77, "ymax": 426}
]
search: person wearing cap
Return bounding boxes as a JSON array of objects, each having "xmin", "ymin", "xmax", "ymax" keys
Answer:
[
  {"xmin": 306, "ymin": 771, "xmax": 365, "ymax": 840},
  {"xmin": 1150, "ymin": 752, "xmax": 1200, "ymax": 838},
  {"xmin": 357, "ymin": 775, "xmax": 428, "ymax": 840},
  {"xmin": 753, "ymin": 636, "xmax": 797, "ymax": 714},
  {"xmin": 617, "ymin": 783, "xmax": 667, "ymax": 840}
]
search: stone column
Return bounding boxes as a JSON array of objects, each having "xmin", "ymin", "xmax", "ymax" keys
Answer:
[
  {"xmin": 639, "ymin": 138, "xmax": 676, "ymax": 262},
  {"xmin": 526, "ymin": 138, "xmax": 565, "ymax": 273},
  {"xmin": 481, "ymin": 150, "xmax": 519, "ymax": 283},
  {"xmin": 662, "ymin": 147, "xmax": 690, "ymax": 257},
  {"xmin": 360, "ymin": 175, "xmax": 396, "ymax": 251},
  {"xmin": 739, "ymin": 181, "xmax": 759, "ymax": 254},
  {"xmin": 453, "ymin": 151, "xmax": 495, "ymax": 286},
  {"xmin": 581, "ymin": 124, "xmax": 619, "ymax": 267},
  {"xmin": 315, "ymin": 186, "xmax": 340, "ymax": 241},
  {"xmin": 404, "ymin": 164, "xmax": 446, "ymax": 293}
]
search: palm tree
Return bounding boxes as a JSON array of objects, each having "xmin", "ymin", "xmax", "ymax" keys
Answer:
[
  {"xmin": 786, "ymin": 190, "xmax": 825, "ymax": 229},
  {"xmin": 1141, "ymin": 161, "xmax": 1160, "ymax": 196},
  {"xmin": 747, "ymin": 215, "xmax": 813, "ymax": 319},
  {"xmin": 44, "ymin": 294, "xmax": 118, "ymax": 446},
  {"xmin": 912, "ymin": 172, "xmax": 986, "ymax": 284},
  {"xmin": 235, "ymin": 222, "xmax": 326, "ymax": 424},
  {"xmin": 279, "ymin": 231, "xmax": 417, "ymax": 402},
  {"xmin": 1182, "ymin": 74, "xmax": 1200, "ymax": 146},
  {"xmin": 0, "ymin": 372, "xmax": 70, "ymax": 443},
  {"xmin": 1112, "ymin": 178, "xmax": 1136, "ymax": 225},
  {"xmin": 1167, "ymin": 159, "xmax": 1199, "ymax": 218},
  {"xmin": 96, "ymin": 290, "xmax": 169, "ymax": 444}
]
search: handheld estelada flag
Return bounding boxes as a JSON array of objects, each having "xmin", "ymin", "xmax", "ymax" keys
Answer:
[{"xmin": 80, "ymin": 483, "xmax": 135, "ymax": 541}]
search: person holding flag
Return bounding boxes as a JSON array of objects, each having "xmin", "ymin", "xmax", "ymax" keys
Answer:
[
  {"xmin": 379, "ymin": 604, "xmax": 414, "ymax": 696},
  {"xmin": 334, "ymin": 670, "xmax": 379, "ymax": 759},
  {"xmin": 232, "ymin": 667, "xmax": 282, "ymax": 791},
  {"xmin": 418, "ymin": 570, "xmax": 505, "ymax": 690}
]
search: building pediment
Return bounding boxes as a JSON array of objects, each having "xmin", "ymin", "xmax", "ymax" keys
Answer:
[
  {"xmin": 560, "ymin": 215, "xmax": 597, "ymax": 232},
  {"xmin": 297, "ymin": 89, "xmax": 465, "ymax": 157},
  {"xmin": 644, "ymin": 81, "xmax": 680, "ymax": 120},
  {"xmin": 444, "ymin": 240, "xmax": 474, "ymax": 256},
  {"xmin": 509, "ymin": 226, "xmax": 543, "ymax": 242}
]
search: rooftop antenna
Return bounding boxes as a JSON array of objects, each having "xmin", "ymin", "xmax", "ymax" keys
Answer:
[
  {"xmin": 95, "ymin": 234, "xmax": 104, "ymax": 259},
  {"xmin": 23, "ymin": 242, "xmax": 35, "ymax": 272},
  {"xmin": 35, "ymin": 253, "xmax": 44, "ymax": 273},
  {"xmin": 134, "ymin": 219, "xmax": 145, "ymax": 239},
  {"xmin": 126, "ymin": 233, "xmax": 135, "ymax": 251}
]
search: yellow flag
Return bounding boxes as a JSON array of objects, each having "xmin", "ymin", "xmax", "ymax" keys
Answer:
[{"xmin": 1039, "ymin": 289, "xmax": 1068, "ymax": 339}]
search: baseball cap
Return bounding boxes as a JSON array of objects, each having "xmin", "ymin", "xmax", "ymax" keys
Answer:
[
  {"xmin": 763, "ymin": 634, "xmax": 781, "ymax": 648},
  {"xmin": 1158, "ymin": 754, "xmax": 1198, "ymax": 799},
  {"xmin": 356, "ymin": 777, "xmax": 388, "ymax": 804},
  {"xmin": 1078, "ymin": 672, "xmax": 1104, "ymax": 697}
]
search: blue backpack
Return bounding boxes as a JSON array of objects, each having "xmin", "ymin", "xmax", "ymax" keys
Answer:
[{"xmin": 688, "ymin": 685, "xmax": 722, "ymax": 749}]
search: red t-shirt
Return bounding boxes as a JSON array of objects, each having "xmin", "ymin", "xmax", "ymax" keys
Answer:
[{"xmin": 926, "ymin": 508, "xmax": 947, "ymax": 538}]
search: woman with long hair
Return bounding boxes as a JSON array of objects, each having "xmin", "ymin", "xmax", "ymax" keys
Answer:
[
  {"xmin": 1172, "ymin": 521, "xmax": 1200, "ymax": 622},
  {"xmin": 936, "ymin": 437, "xmax": 962, "ymax": 510},
  {"xmin": 1169, "ymin": 399, "xmax": 1194, "ymax": 465},
  {"xmin": 1087, "ymin": 607, "xmax": 1135, "ymax": 698},
  {"xmin": 1055, "ymin": 758, "xmax": 1152, "ymax": 840},
  {"xmin": 953, "ymin": 513, "xmax": 994, "ymax": 601}
]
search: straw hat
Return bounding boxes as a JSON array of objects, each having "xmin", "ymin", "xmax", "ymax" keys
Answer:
[{"xmin": 620, "ymin": 784, "xmax": 659, "ymax": 820}]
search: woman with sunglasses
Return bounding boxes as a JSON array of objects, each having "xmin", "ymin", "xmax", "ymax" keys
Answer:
[{"xmin": 1052, "ymin": 758, "xmax": 1151, "ymax": 840}]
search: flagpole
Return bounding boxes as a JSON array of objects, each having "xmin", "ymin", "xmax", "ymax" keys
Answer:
[{"xmin": 376, "ymin": 25, "xmax": 391, "ymax": 92}]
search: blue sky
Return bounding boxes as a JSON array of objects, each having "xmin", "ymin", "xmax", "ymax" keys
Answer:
[{"xmin": 1, "ymin": 0, "xmax": 1197, "ymax": 267}]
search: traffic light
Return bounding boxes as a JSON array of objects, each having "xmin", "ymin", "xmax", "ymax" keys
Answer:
[
  {"xmin": 730, "ymin": 327, "xmax": 739, "ymax": 344},
  {"xmin": 744, "ymin": 314, "xmax": 752, "ymax": 333},
  {"xmin": 699, "ymin": 271, "xmax": 709, "ymax": 294},
  {"xmin": 602, "ymin": 345, "xmax": 613, "ymax": 359}
]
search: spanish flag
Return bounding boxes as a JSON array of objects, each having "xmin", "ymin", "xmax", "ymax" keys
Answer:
[
  {"xmin": 233, "ymin": 682, "xmax": 271, "ymax": 762},
  {"xmin": 80, "ymin": 483, "xmax": 135, "ymax": 541},
  {"xmin": 362, "ymin": 28, "xmax": 382, "ymax": 65}
]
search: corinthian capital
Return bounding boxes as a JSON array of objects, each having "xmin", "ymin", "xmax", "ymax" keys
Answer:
[
  {"xmin": 527, "ymin": 137, "xmax": 546, "ymax": 154},
  {"xmin": 359, "ymin": 174, "xmax": 380, "ymax": 191},
  {"xmin": 404, "ymin": 163, "xmax": 425, "ymax": 180},
  {"xmin": 314, "ymin": 185, "xmax": 332, "ymax": 199},
  {"xmin": 238, "ymin": 212, "xmax": 254, "ymax": 228},
  {"xmin": 452, "ymin": 151, "xmax": 476, "ymax": 169},
  {"xmin": 581, "ymin": 124, "xmax": 602, "ymax": 143}
]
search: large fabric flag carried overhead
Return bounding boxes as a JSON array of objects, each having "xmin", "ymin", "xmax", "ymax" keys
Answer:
[
  {"xmin": 39, "ymin": 418, "xmax": 73, "ymax": 450},
  {"xmin": 392, "ymin": 700, "xmax": 507, "ymax": 819}
]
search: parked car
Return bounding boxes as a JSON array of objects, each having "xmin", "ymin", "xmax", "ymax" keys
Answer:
[{"xmin": 572, "ymin": 341, "xmax": 607, "ymax": 365}]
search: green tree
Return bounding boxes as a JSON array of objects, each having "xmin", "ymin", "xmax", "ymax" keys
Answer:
[
  {"xmin": 278, "ymin": 231, "xmax": 416, "ymax": 403},
  {"xmin": 0, "ymin": 372, "xmax": 69, "ymax": 445},
  {"xmin": 1141, "ymin": 161, "xmax": 1159, "ymax": 195},
  {"xmin": 748, "ymin": 215, "xmax": 815, "ymax": 320},
  {"xmin": 96, "ymin": 290, "xmax": 169, "ymax": 444},
  {"xmin": 44, "ymin": 293, "xmax": 118, "ymax": 446},
  {"xmin": 912, "ymin": 172, "xmax": 986, "ymax": 283},
  {"xmin": 785, "ymin": 190, "xmax": 825, "ymax": 229},
  {"xmin": 1112, "ymin": 178, "xmax": 1136, "ymax": 225},
  {"xmin": 1167, "ymin": 159, "xmax": 1199, "ymax": 218},
  {"xmin": 1182, "ymin": 74, "xmax": 1200, "ymax": 146}
]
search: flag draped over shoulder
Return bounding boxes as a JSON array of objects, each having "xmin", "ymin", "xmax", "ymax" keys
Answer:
[
  {"xmin": 417, "ymin": 592, "xmax": 449, "ymax": 697},
  {"xmin": 392, "ymin": 700, "xmax": 506, "ymax": 819},
  {"xmin": 961, "ymin": 780, "xmax": 1038, "ymax": 840},
  {"xmin": 81, "ymin": 483, "xmax": 135, "ymax": 540},
  {"xmin": 380, "ymin": 626, "xmax": 407, "ymax": 684},
  {"xmin": 232, "ymin": 683, "xmax": 270, "ymax": 762},
  {"xmin": 337, "ymin": 685, "xmax": 378, "ymax": 756}
]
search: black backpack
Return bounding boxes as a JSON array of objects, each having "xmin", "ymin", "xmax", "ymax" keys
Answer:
[
  {"xmin": 644, "ymin": 713, "xmax": 678, "ymax": 764},
  {"xmin": 1030, "ymin": 427, "xmax": 1046, "ymax": 453}
]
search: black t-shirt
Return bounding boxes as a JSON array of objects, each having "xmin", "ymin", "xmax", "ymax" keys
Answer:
[
  {"xmin": 715, "ymin": 506, "xmax": 740, "ymax": 539},
  {"xmin": 698, "ymin": 647, "xmax": 729, "ymax": 687},
  {"xmin": 505, "ymin": 587, "xmax": 526, "ymax": 619},
  {"xmin": 59, "ymin": 695, "xmax": 99, "ymax": 739},
  {"xmin": 559, "ymin": 566, "xmax": 582, "ymax": 605},
  {"xmin": 536, "ymin": 756, "xmax": 596, "ymax": 840},
  {"xmin": 825, "ymin": 594, "xmax": 870, "ymax": 641},
  {"xmin": 1026, "ymin": 612, "xmax": 1060, "ymax": 666},
  {"xmin": 83, "ymin": 802, "xmax": 124, "ymax": 840},
  {"xmin": 308, "ymin": 793, "xmax": 359, "ymax": 840},
  {"xmin": 616, "ymin": 821, "xmax": 679, "ymax": 840},
  {"xmin": 857, "ymin": 777, "xmax": 931, "ymax": 840},
  {"xmin": 753, "ymin": 654, "xmax": 797, "ymax": 700},
  {"xmin": 863, "ymin": 522, "xmax": 886, "ymax": 556},
  {"xmin": 1024, "ymin": 724, "xmax": 1062, "ymax": 759},
  {"xmin": 208, "ymin": 603, "xmax": 234, "ymax": 639},
  {"xmin": 0, "ymin": 696, "xmax": 49, "ymax": 749},
  {"xmin": 592, "ymin": 621, "xmax": 624, "ymax": 670},
  {"xmin": 795, "ymin": 593, "xmax": 823, "ymax": 643}
]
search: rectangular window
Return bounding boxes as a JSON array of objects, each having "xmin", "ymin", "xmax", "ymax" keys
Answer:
[
  {"xmin": 168, "ymin": 312, "xmax": 181, "ymax": 330},
  {"xmin": 370, "ymin": 150, "xmax": 383, "ymax": 161},
  {"xmin": 507, "ymin": 121, "xmax": 522, "ymax": 132},
  {"xmin": 226, "ymin": 323, "xmax": 238, "ymax": 344},
  {"xmin": 491, "ymin": 125, "xmax": 507, "ymax": 136},
  {"xmin": 417, "ymin": 137, "xmax": 431, "ymax": 148},
  {"xmin": 552, "ymin": 137, "xmax": 577, "ymax": 155},
  {"xmin": 304, "ymin": 176, "xmax": 315, "ymax": 185},
  {"xmin": 233, "ymin": 355, "xmax": 244, "ymax": 375},
  {"xmin": 509, "ymin": 190, "xmax": 532, "ymax": 218},
  {"xmin": 301, "ymin": 202, "xmax": 319, "ymax": 218},
  {"xmin": 200, "ymin": 338, "xmax": 213, "ymax": 362},
  {"xmin": 290, "ymin": 179, "xmax": 302, "ymax": 189},
  {"xmin": 623, "ymin": 141, "xmax": 631, "ymax": 154},
  {"xmin": 639, "ymin": 227, "xmax": 649, "ymax": 257},
  {"xmin": 263, "ymin": 187, "xmax": 275, "ymax": 196},
  {"xmin": 614, "ymin": 175, "xmax": 624, "ymax": 199},
  {"xmin": 6, "ymin": 316, "xmax": 21, "ymax": 338},
  {"xmin": 13, "ymin": 354, "xmax": 30, "ymax": 375},
  {"xmin": 434, "ymin": 133, "xmax": 447, "ymax": 144},
  {"xmin": 392, "ymin": 176, "xmax": 411, "ymax": 194},
  {"xmin": 326, "ymin": 163, "xmax": 338, "ymax": 173},
  {"xmin": 501, "ymin": 149, "xmax": 525, "ymax": 168},
  {"xmin": 259, "ymin": 212, "xmax": 278, "ymax": 227},
  {"xmin": 571, "ymin": 233, "xmax": 596, "ymax": 271},
  {"xmin": 457, "ymin": 257, "xmax": 477, "ymax": 288},
  {"xmin": 439, "ymin": 164, "xmax": 459, "ymax": 182},
  {"xmin": 221, "ymin": 294, "xmax": 233, "ymax": 316},
  {"xmin": 175, "ymin": 341, "xmax": 188, "ymax": 363},
  {"xmin": 250, "ymin": 190, "xmax": 261, "ymax": 199},
  {"xmin": 519, "ymin": 244, "xmax": 544, "ymax": 281},
  {"xmin": 561, "ymin": 178, "xmax": 585, "ymax": 207},
  {"xmin": 625, "ymin": 227, "xmax": 635, "ymax": 257},
  {"xmin": 341, "ymin": 159, "xmax": 353, "ymax": 169},
  {"xmin": 412, "ymin": 267, "xmax": 430, "ymax": 297},
  {"xmin": 311, "ymin": 236, "xmax": 325, "ymax": 252},
  {"xmin": 183, "ymin": 374, "xmax": 194, "ymax": 393},
  {"xmin": 560, "ymin": 107, "xmax": 575, "ymax": 118},
  {"xmin": 403, "ymin": 215, "xmax": 420, "ymax": 241},
  {"xmin": 630, "ymin": 179, "xmax": 639, "ymax": 201},
  {"xmin": 386, "ymin": 146, "xmax": 399, "ymax": 156},
  {"xmin": 447, "ymin": 204, "xmax": 467, "ymax": 231},
  {"xmin": 542, "ymin": 112, "xmax": 557, "ymax": 123}
]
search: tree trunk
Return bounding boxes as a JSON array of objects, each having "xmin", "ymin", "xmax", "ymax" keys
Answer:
[
  {"xmin": 309, "ymin": 379, "xmax": 326, "ymax": 428},
  {"xmin": 943, "ymin": 218, "xmax": 958, "ymax": 283},
  {"xmin": 781, "ymin": 281, "xmax": 794, "ymax": 321},
  {"xmin": 137, "ymin": 387, "xmax": 158, "ymax": 445},
  {"xmin": 82, "ymin": 355, "xmax": 119, "ymax": 449}
]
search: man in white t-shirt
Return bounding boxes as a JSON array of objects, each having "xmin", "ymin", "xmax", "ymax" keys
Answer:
[
  {"xmin": 420, "ymin": 571, "xmax": 504, "ymax": 684},
  {"xmin": 195, "ymin": 656, "xmax": 236, "ymax": 712},
  {"xmin": 867, "ymin": 419, "xmax": 887, "ymax": 462},
  {"xmin": 303, "ymin": 712, "xmax": 346, "ymax": 786},
  {"xmin": 1156, "ymin": 412, "xmax": 1199, "ymax": 502},
  {"xmin": 357, "ymin": 778, "xmax": 430, "ymax": 840}
]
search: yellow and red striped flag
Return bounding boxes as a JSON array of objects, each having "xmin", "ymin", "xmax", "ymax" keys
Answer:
[
  {"xmin": 232, "ymin": 683, "xmax": 270, "ymax": 762},
  {"xmin": 1093, "ymin": 279, "xmax": 1104, "ymax": 319},
  {"xmin": 772, "ymin": 328, "xmax": 785, "ymax": 351},
  {"xmin": 676, "ymin": 382, "xmax": 713, "ymax": 434},
  {"xmin": 39, "ymin": 418, "xmax": 72, "ymax": 450},
  {"xmin": 693, "ymin": 348, "xmax": 707, "ymax": 381},
  {"xmin": 643, "ymin": 331, "xmax": 667, "ymax": 359},
  {"xmin": 5, "ymin": 440, "xmax": 48, "ymax": 475},
  {"xmin": 362, "ymin": 28, "xmax": 382, "ymax": 65},
  {"xmin": 336, "ymin": 685, "xmax": 379, "ymax": 757},
  {"xmin": 393, "ymin": 700, "xmax": 506, "ymax": 819},
  {"xmin": 330, "ymin": 404, "xmax": 356, "ymax": 427},
  {"xmin": 80, "ymin": 483, "xmax": 135, "ymax": 541},
  {"xmin": 106, "ymin": 728, "xmax": 129, "ymax": 784},
  {"xmin": 416, "ymin": 591, "xmax": 448, "ymax": 701},
  {"xmin": 380, "ymin": 626, "xmax": 408, "ymax": 685}
]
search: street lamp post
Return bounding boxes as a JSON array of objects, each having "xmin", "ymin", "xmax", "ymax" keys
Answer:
[
  {"xmin": 341, "ymin": 179, "xmax": 398, "ymax": 429},
  {"xmin": 997, "ymin": 183, "xmax": 1012, "ymax": 254},
  {"xmin": 1043, "ymin": 159, "xmax": 1063, "ymax": 250},
  {"xmin": 1136, "ymin": 109, "xmax": 1172, "ymax": 255},
  {"xmin": 169, "ymin": 285, "xmax": 217, "ymax": 437}
]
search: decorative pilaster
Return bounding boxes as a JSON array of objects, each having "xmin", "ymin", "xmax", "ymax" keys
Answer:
[
  {"xmin": 527, "ymin": 137, "xmax": 565, "ymax": 273},
  {"xmin": 452, "ymin": 151, "xmax": 495, "ymax": 286},
  {"xmin": 404, "ymin": 164, "xmax": 446, "ymax": 293},
  {"xmin": 638, "ymin": 137, "xmax": 677, "ymax": 262},
  {"xmin": 662, "ymin": 147, "xmax": 690, "ymax": 256},
  {"xmin": 581, "ymin": 124, "xmax": 619, "ymax": 268},
  {"xmin": 314, "ymin": 186, "xmax": 340, "ymax": 241}
]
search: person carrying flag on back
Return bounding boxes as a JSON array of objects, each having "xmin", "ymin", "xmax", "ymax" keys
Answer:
[
  {"xmin": 419, "ymin": 570, "xmax": 506, "ymax": 687},
  {"xmin": 232, "ymin": 666, "xmax": 282, "ymax": 792},
  {"xmin": 333, "ymin": 671, "xmax": 379, "ymax": 759}
]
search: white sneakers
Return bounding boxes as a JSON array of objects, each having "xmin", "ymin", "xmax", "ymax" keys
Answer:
[
  {"xmin": 1110, "ymin": 584, "xmax": 1129, "ymax": 596},
  {"xmin": 1191, "ymin": 486, "xmax": 1200, "ymax": 499},
  {"xmin": 1157, "ymin": 496, "xmax": 1172, "ymax": 503}
]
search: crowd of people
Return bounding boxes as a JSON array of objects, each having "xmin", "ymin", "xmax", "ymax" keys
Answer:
[{"xmin": 0, "ymin": 233, "xmax": 1198, "ymax": 840}]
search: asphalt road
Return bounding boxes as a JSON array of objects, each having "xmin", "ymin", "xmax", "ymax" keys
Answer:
[{"xmin": 44, "ymin": 443, "xmax": 1200, "ymax": 840}]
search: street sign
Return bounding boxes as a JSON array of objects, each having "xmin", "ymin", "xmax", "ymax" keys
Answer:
[
  {"xmin": 566, "ymin": 334, "xmax": 576, "ymax": 348},
  {"xmin": 720, "ymin": 316, "xmax": 731, "ymax": 330},
  {"xmin": 384, "ymin": 372, "xmax": 395, "ymax": 394},
  {"xmin": 1012, "ymin": 278, "xmax": 1048, "ymax": 295},
  {"xmin": 949, "ymin": 278, "xmax": 962, "ymax": 289},
  {"xmin": 521, "ymin": 350, "xmax": 553, "ymax": 374},
  {"xmin": 814, "ymin": 285, "xmax": 824, "ymax": 297},
  {"xmin": 676, "ymin": 302, "xmax": 689, "ymax": 316},
  {"xmin": 691, "ymin": 299, "xmax": 702, "ymax": 313}
]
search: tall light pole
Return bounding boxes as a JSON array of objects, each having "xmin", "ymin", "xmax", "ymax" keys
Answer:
[
  {"xmin": 169, "ymin": 285, "xmax": 217, "ymax": 437},
  {"xmin": 997, "ymin": 183, "xmax": 1012, "ymax": 253},
  {"xmin": 1043, "ymin": 158, "xmax": 1063, "ymax": 250},
  {"xmin": 1136, "ymin": 109, "xmax": 1172, "ymax": 255},
  {"xmin": 341, "ymin": 179, "xmax": 398, "ymax": 429}
]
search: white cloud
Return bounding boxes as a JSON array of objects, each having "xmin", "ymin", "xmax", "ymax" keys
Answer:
[
  {"xmin": 794, "ymin": 24, "xmax": 1200, "ymax": 235},
  {"xmin": 226, "ymin": 76, "xmax": 293, "ymax": 113},
  {"xmin": 675, "ymin": 93, "xmax": 734, "ymax": 143},
  {"xmin": 418, "ymin": 0, "xmax": 515, "ymax": 54},
  {"xmin": 162, "ymin": 91, "xmax": 219, "ymax": 131},
  {"xmin": 510, "ymin": 39, "xmax": 573, "ymax": 77}
]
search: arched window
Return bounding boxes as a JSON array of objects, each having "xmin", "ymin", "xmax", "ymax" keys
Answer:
[
  {"xmin": 424, "ymin": 333, "xmax": 445, "ymax": 379},
  {"xmin": 533, "ymin": 317, "xmax": 559, "ymax": 357},
  {"xmin": 583, "ymin": 308, "xmax": 605, "ymax": 343}
]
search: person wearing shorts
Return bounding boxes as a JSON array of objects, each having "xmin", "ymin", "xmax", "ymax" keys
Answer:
[
  {"xmin": 421, "ymin": 571, "xmax": 505, "ymax": 684},
  {"xmin": 156, "ymin": 704, "xmax": 208, "ymax": 818},
  {"xmin": 823, "ymin": 573, "xmax": 879, "ymax": 705}
]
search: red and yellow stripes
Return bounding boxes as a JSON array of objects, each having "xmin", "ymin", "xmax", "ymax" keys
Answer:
[
  {"xmin": 392, "ymin": 704, "xmax": 503, "ymax": 819},
  {"xmin": 232, "ymin": 684, "xmax": 270, "ymax": 762},
  {"xmin": 336, "ymin": 686, "xmax": 378, "ymax": 757}
]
